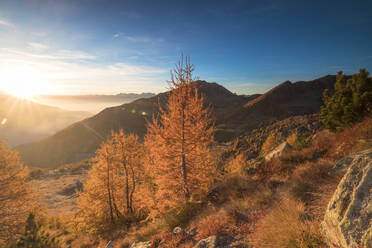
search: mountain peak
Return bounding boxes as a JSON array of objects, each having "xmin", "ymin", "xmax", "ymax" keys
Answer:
[{"xmin": 16, "ymin": 76, "xmax": 339, "ymax": 168}]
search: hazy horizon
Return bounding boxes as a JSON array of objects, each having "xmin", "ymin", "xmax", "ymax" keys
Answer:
[{"xmin": 33, "ymin": 92, "xmax": 156, "ymax": 113}]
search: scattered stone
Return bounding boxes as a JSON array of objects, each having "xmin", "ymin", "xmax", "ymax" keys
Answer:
[
  {"xmin": 130, "ymin": 241, "xmax": 151, "ymax": 248},
  {"xmin": 193, "ymin": 236, "xmax": 218, "ymax": 248},
  {"xmin": 264, "ymin": 141, "xmax": 291, "ymax": 161},
  {"xmin": 173, "ymin": 226, "xmax": 182, "ymax": 236},
  {"xmin": 321, "ymin": 149, "xmax": 372, "ymax": 248},
  {"xmin": 106, "ymin": 241, "xmax": 114, "ymax": 248}
]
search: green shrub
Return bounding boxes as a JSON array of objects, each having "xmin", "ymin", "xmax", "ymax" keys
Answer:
[
  {"xmin": 286, "ymin": 132, "xmax": 309, "ymax": 150},
  {"xmin": 321, "ymin": 69, "xmax": 372, "ymax": 131}
]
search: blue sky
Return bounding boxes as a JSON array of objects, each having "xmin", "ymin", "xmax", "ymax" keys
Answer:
[{"xmin": 0, "ymin": 0, "xmax": 371, "ymax": 95}]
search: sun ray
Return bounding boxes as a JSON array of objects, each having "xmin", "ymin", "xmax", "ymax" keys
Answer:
[{"xmin": 0, "ymin": 64, "xmax": 51, "ymax": 98}]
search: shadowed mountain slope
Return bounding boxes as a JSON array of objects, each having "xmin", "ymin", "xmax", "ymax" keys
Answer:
[
  {"xmin": 225, "ymin": 75, "xmax": 337, "ymax": 131},
  {"xmin": 17, "ymin": 76, "xmax": 337, "ymax": 168}
]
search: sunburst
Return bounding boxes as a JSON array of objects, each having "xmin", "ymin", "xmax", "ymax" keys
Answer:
[{"xmin": 0, "ymin": 64, "xmax": 51, "ymax": 98}]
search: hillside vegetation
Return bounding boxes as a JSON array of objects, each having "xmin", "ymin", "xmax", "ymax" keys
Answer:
[{"xmin": 1, "ymin": 63, "xmax": 371, "ymax": 248}]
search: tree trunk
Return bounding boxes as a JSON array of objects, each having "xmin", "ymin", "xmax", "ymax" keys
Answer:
[
  {"xmin": 129, "ymin": 165, "xmax": 136, "ymax": 213},
  {"xmin": 106, "ymin": 154, "xmax": 114, "ymax": 223},
  {"xmin": 181, "ymin": 103, "xmax": 190, "ymax": 201}
]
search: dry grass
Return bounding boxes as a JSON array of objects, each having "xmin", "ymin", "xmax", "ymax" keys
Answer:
[
  {"xmin": 250, "ymin": 197, "xmax": 326, "ymax": 248},
  {"xmin": 249, "ymin": 118, "xmax": 372, "ymax": 247},
  {"xmin": 193, "ymin": 209, "xmax": 232, "ymax": 240},
  {"xmin": 33, "ymin": 118, "xmax": 372, "ymax": 247}
]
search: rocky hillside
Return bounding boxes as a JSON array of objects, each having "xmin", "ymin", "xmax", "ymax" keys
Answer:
[
  {"xmin": 224, "ymin": 75, "xmax": 337, "ymax": 132},
  {"xmin": 17, "ymin": 76, "xmax": 337, "ymax": 168}
]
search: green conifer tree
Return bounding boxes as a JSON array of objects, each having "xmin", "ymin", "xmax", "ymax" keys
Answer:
[{"xmin": 321, "ymin": 69, "xmax": 372, "ymax": 131}]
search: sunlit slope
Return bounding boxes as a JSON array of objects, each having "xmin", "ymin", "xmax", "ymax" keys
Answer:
[
  {"xmin": 0, "ymin": 93, "xmax": 91, "ymax": 146},
  {"xmin": 17, "ymin": 77, "xmax": 337, "ymax": 168},
  {"xmin": 17, "ymin": 81, "xmax": 247, "ymax": 168}
]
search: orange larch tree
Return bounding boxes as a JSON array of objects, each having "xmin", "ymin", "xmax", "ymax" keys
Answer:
[
  {"xmin": 0, "ymin": 140, "xmax": 38, "ymax": 244},
  {"xmin": 76, "ymin": 130, "xmax": 144, "ymax": 233},
  {"xmin": 145, "ymin": 56, "xmax": 216, "ymax": 214}
]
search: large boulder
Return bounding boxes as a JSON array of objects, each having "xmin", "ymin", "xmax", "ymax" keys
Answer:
[
  {"xmin": 321, "ymin": 149, "xmax": 372, "ymax": 248},
  {"xmin": 264, "ymin": 141, "xmax": 291, "ymax": 161}
]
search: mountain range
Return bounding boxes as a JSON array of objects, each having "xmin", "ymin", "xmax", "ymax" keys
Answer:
[
  {"xmin": 16, "ymin": 75, "xmax": 337, "ymax": 168},
  {"xmin": 34, "ymin": 93, "xmax": 156, "ymax": 113}
]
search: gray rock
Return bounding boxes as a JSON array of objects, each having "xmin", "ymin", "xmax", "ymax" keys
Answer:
[
  {"xmin": 173, "ymin": 226, "xmax": 182, "ymax": 236},
  {"xmin": 264, "ymin": 141, "xmax": 291, "ymax": 161},
  {"xmin": 130, "ymin": 241, "xmax": 151, "ymax": 248},
  {"xmin": 193, "ymin": 236, "xmax": 218, "ymax": 248},
  {"xmin": 321, "ymin": 149, "xmax": 372, "ymax": 248},
  {"xmin": 332, "ymin": 148, "xmax": 372, "ymax": 173},
  {"xmin": 193, "ymin": 235, "xmax": 231, "ymax": 248},
  {"xmin": 106, "ymin": 241, "xmax": 114, "ymax": 248}
]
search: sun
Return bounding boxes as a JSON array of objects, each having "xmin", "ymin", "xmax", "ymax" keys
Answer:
[{"xmin": 0, "ymin": 65, "xmax": 50, "ymax": 98}]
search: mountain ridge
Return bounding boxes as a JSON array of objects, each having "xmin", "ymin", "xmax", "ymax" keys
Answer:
[{"xmin": 16, "ymin": 76, "xmax": 337, "ymax": 168}]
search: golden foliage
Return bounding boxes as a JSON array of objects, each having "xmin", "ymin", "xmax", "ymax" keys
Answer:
[
  {"xmin": 145, "ymin": 56, "xmax": 216, "ymax": 214},
  {"xmin": 0, "ymin": 140, "xmax": 38, "ymax": 243},
  {"xmin": 76, "ymin": 130, "xmax": 145, "ymax": 234},
  {"xmin": 225, "ymin": 153, "xmax": 249, "ymax": 174}
]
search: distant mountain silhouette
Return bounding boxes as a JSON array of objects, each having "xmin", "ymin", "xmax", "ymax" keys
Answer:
[
  {"xmin": 0, "ymin": 93, "xmax": 91, "ymax": 146},
  {"xmin": 35, "ymin": 92, "xmax": 156, "ymax": 102},
  {"xmin": 34, "ymin": 93, "xmax": 156, "ymax": 113},
  {"xmin": 17, "ymin": 76, "xmax": 337, "ymax": 168}
]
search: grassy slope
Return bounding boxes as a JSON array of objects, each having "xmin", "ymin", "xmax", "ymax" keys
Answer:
[{"xmin": 41, "ymin": 117, "xmax": 372, "ymax": 248}]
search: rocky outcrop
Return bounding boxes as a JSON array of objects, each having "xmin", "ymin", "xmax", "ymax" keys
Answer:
[
  {"xmin": 265, "ymin": 141, "xmax": 291, "ymax": 161},
  {"xmin": 322, "ymin": 149, "xmax": 372, "ymax": 248},
  {"xmin": 232, "ymin": 114, "xmax": 323, "ymax": 159}
]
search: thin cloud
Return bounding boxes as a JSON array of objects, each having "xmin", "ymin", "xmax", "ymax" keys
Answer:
[
  {"xmin": 0, "ymin": 19, "xmax": 15, "ymax": 29},
  {"xmin": 125, "ymin": 35, "xmax": 164, "ymax": 44},
  {"xmin": 113, "ymin": 32, "xmax": 123, "ymax": 38},
  {"xmin": 0, "ymin": 48, "xmax": 168, "ymax": 94},
  {"xmin": 28, "ymin": 42, "xmax": 49, "ymax": 50},
  {"xmin": 56, "ymin": 50, "xmax": 96, "ymax": 60},
  {"xmin": 2, "ymin": 48, "xmax": 96, "ymax": 60}
]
